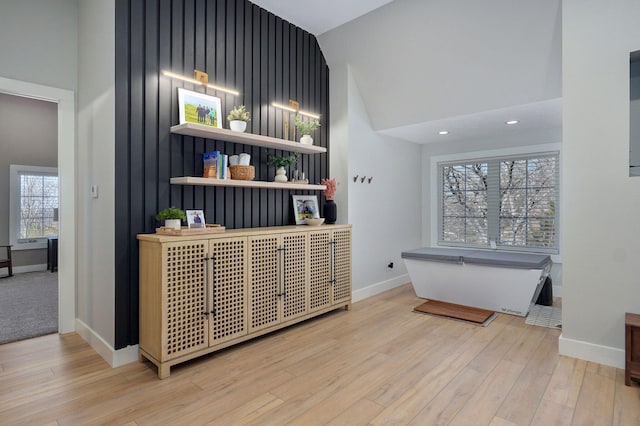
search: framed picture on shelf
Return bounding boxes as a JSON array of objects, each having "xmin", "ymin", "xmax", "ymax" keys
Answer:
[
  {"xmin": 186, "ymin": 210, "xmax": 206, "ymax": 228},
  {"xmin": 292, "ymin": 195, "xmax": 320, "ymax": 225},
  {"xmin": 178, "ymin": 88, "xmax": 222, "ymax": 128}
]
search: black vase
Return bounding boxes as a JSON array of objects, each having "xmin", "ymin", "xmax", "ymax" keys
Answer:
[{"xmin": 324, "ymin": 199, "xmax": 337, "ymax": 224}]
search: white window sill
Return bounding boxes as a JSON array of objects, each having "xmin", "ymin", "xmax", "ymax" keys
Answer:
[{"xmin": 12, "ymin": 238, "xmax": 49, "ymax": 250}]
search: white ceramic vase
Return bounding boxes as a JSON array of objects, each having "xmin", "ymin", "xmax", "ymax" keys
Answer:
[
  {"xmin": 229, "ymin": 120, "xmax": 247, "ymax": 132},
  {"xmin": 274, "ymin": 166, "xmax": 288, "ymax": 182},
  {"xmin": 239, "ymin": 153, "xmax": 251, "ymax": 165},
  {"xmin": 164, "ymin": 219, "xmax": 181, "ymax": 230},
  {"xmin": 300, "ymin": 134, "xmax": 313, "ymax": 145}
]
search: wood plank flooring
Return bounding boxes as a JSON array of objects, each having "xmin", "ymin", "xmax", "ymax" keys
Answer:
[{"xmin": 1, "ymin": 283, "xmax": 639, "ymax": 425}]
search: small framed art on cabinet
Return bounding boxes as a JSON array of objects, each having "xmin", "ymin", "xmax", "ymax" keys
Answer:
[
  {"xmin": 292, "ymin": 195, "xmax": 320, "ymax": 225},
  {"xmin": 186, "ymin": 210, "xmax": 205, "ymax": 228}
]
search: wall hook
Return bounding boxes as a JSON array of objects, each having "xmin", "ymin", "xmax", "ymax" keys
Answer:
[
  {"xmin": 360, "ymin": 176, "xmax": 367, "ymax": 183},
  {"xmin": 353, "ymin": 175, "xmax": 359, "ymax": 183},
  {"xmin": 367, "ymin": 176, "xmax": 373, "ymax": 184}
]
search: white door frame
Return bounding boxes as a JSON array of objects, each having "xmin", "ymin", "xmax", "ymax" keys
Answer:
[{"xmin": 0, "ymin": 76, "xmax": 76, "ymax": 333}]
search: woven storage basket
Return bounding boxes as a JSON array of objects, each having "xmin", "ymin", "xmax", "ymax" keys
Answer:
[{"xmin": 230, "ymin": 165, "xmax": 255, "ymax": 180}]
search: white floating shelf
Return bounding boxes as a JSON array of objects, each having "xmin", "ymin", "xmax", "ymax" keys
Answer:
[
  {"xmin": 170, "ymin": 176, "xmax": 327, "ymax": 191},
  {"xmin": 170, "ymin": 123, "xmax": 327, "ymax": 154}
]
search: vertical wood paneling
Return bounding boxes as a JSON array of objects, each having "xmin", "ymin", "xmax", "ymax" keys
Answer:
[
  {"xmin": 158, "ymin": 0, "xmax": 171, "ymax": 214},
  {"xmin": 170, "ymin": 0, "xmax": 184, "ymax": 206},
  {"xmin": 224, "ymin": 0, "xmax": 236, "ymax": 229},
  {"xmin": 242, "ymin": 2, "xmax": 253, "ymax": 228},
  {"xmin": 144, "ymin": 0, "xmax": 159, "ymax": 229},
  {"xmin": 234, "ymin": 1, "xmax": 245, "ymax": 228},
  {"xmin": 114, "ymin": 0, "xmax": 131, "ymax": 349},
  {"xmin": 127, "ymin": 0, "xmax": 145, "ymax": 349},
  {"xmin": 274, "ymin": 17, "xmax": 283, "ymax": 225},
  {"xmin": 115, "ymin": 0, "xmax": 329, "ymax": 348}
]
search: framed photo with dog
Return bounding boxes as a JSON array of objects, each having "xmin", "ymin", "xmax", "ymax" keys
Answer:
[{"xmin": 292, "ymin": 195, "xmax": 320, "ymax": 225}]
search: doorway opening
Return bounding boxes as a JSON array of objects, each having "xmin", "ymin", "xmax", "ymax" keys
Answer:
[{"xmin": 0, "ymin": 76, "xmax": 76, "ymax": 337}]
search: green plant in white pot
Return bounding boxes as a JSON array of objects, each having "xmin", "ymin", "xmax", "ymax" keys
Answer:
[
  {"xmin": 267, "ymin": 152, "xmax": 300, "ymax": 182},
  {"xmin": 156, "ymin": 206, "xmax": 186, "ymax": 230},
  {"xmin": 294, "ymin": 115, "xmax": 320, "ymax": 145},
  {"xmin": 227, "ymin": 105, "xmax": 251, "ymax": 132}
]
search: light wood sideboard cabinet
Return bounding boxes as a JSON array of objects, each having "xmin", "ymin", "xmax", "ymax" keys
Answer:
[{"xmin": 138, "ymin": 225, "xmax": 351, "ymax": 378}]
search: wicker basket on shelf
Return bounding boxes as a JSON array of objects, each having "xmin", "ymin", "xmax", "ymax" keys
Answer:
[{"xmin": 229, "ymin": 165, "xmax": 255, "ymax": 181}]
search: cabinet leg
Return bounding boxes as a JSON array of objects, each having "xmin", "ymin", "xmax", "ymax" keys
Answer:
[
  {"xmin": 344, "ymin": 303, "xmax": 352, "ymax": 311},
  {"xmin": 158, "ymin": 364, "xmax": 170, "ymax": 380}
]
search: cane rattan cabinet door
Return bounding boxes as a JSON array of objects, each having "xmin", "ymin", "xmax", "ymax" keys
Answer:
[
  {"xmin": 281, "ymin": 232, "xmax": 309, "ymax": 321},
  {"xmin": 332, "ymin": 228, "xmax": 352, "ymax": 305},
  {"xmin": 248, "ymin": 234, "xmax": 280, "ymax": 332},
  {"xmin": 162, "ymin": 240, "xmax": 209, "ymax": 361},
  {"xmin": 309, "ymin": 230, "xmax": 332, "ymax": 312},
  {"xmin": 209, "ymin": 237, "xmax": 248, "ymax": 345}
]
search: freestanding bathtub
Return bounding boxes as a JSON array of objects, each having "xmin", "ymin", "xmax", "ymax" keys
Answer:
[{"xmin": 401, "ymin": 247, "xmax": 552, "ymax": 316}]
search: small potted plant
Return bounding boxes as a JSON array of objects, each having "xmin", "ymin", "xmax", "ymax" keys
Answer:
[
  {"xmin": 294, "ymin": 115, "xmax": 320, "ymax": 145},
  {"xmin": 156, "ymin": 206, "xmax": 187, "ymax": 230},
  {"xmin": 227, "ymin": 105, "xmax": 251, "ymax": 132},
  {"xmin": 267, "ymin": 152, "xmax": 300, "ymax": 182}
]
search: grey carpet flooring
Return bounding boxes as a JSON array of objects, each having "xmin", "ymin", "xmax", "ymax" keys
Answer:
[{"xmin": 0, "ymin": 271, "xmax": 58, "ymax": 344}]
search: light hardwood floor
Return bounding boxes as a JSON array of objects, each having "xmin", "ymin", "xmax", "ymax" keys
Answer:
[{"xmin": 1, "ymin": 284, "xmax": 639, "ymax": 425}]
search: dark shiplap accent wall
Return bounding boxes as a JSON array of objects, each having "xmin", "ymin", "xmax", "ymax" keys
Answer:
[{"xmin": 115, "ymin": 0, "xmax": 330, "ymax": 349}]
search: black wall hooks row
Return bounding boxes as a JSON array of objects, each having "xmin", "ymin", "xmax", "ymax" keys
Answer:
[{"xmin": 352, "ymin": 175, "xmax": 373, "ymax": 184}]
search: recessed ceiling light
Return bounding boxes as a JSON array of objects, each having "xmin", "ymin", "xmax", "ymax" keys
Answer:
[
  {"xmin": 505, "ymin": 120, "xmax": 519, "ymax": 125},
  {"xmin": 439, "ymin": 130, "xmax": 449, "ymax": 135}
]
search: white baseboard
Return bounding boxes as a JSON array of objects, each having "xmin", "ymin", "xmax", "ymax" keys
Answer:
[
  {"xmin": 352, "ymin": 274, "xmax": 410, "ymax": 303},
  {"xmin": 558, "ymin": 333, "xmax": 624, "ymax": 369},
  {"xmin": 75, "ymin": 319, "xmax": 139, "ymax": 368},
  {"xmin": 13, "ymin": 263, "xmax": 48, "ymax": 274},
  {"xmin": 553, "ymin": 285, "xmax": 562, "ymax": 298}
]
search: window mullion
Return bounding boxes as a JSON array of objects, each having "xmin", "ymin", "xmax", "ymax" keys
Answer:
[{"xmin": 486, "ymin": 160, "xmax": 500, "ymax": 246}]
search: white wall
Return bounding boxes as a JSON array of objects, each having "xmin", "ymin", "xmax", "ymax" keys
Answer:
[
  {"xmin": 561, "ymin": 0, "xmax": 640, "ymax": 368},
  {"xmin": 320, "ymin": 0, "xmax": 562, "ymax": 301},
  {"xmin": 76, "ymin": 0, "xmax": 118, "ymax": 358},
  {"xmin": 0, "ymin": 0, "xmax": 77, "ymax": 92},
  {"xmin": 330, "ymin": 65, "xmax": 422, "ymax": 300},
  {"xmin": 329, "ymin": 66, "xmax": 350, "ymax": 226},
  {"xmin": 0, "ymin": 0, "xmax": 78, "ymax": 335},
  {"xmin": 319, "ymin": 0, "xmax": 561, "ymax": 131}
]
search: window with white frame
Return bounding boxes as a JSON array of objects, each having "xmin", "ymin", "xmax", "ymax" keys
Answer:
[
  {"xmin": 438, "ymin": 152, "xmax": 559, "ymax": 253},
  {"xmin": 9, "ymin": 165, "xmax": 59, "ymax": 250}
]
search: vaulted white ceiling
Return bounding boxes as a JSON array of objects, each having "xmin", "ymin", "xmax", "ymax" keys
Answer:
[
  {"xmin": 249, "ymin": 0, "xmax": 394, "ymax": 36},
  {"xmin": 252, "ymin": 0, "xmax": 563, "ymax": 146}
]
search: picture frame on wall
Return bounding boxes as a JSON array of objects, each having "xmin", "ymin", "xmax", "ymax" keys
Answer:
[
  {"xmin": 292, "ymin": 195, "xmax": 320, "ymax": 225},
  {"xmin": 178, "ymin": 88, "xmax": 222, "ymax": 128},
  {"xmin": 186, "ymin": 209, "xmax": 206, "ymax": 228}
]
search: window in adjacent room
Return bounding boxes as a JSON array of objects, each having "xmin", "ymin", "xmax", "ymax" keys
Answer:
[
  {"xmin": 9, "ymin": 164, "xmax": 59, "ymax": 250},
  {"xmin": 438, "ymin": 152, "xmax": 559, "ymax": 253}
]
